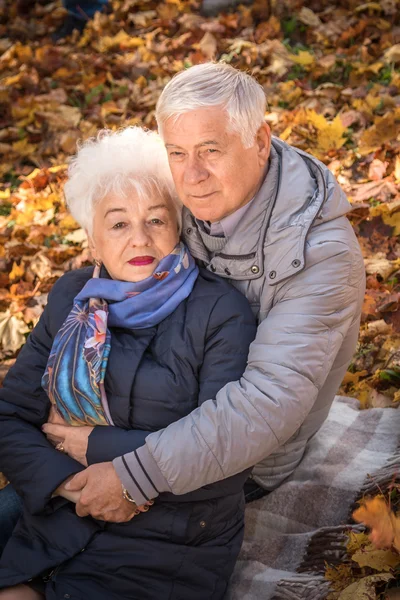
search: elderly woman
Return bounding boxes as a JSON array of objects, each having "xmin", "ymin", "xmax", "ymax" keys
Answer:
[{"xmin": 0, "ymin": 127, "xmax": 256, "ymax": 600}]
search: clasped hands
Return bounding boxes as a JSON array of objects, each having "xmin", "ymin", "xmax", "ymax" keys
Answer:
[{"xmin": 42, "ymin": 406, "xmax": 152, "ymax": 522}]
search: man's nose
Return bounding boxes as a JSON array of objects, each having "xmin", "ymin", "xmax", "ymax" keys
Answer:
[{"xmin": 183, "ymin": 156, "xmax": 209, "ymax": 185}]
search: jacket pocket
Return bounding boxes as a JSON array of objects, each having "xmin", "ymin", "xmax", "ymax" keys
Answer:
[{"xmin": 183, "ymin": 494, "xmax": 244, "ymax": 547}]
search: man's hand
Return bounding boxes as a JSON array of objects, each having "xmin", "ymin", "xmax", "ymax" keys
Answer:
[
  {"xmin": 42, "ymin": 422, "xmax": 93, "ymax": 467},
  {"xmin": 65, "ymin": 462, "xmax": 152, "ymax": 522}
]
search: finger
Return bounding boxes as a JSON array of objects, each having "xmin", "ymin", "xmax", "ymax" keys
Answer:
[
  {"xmin": 46, "ymin": 433, "xmax": 64, "ymax": 444},
  {"xmin": 65, "ymin": 470, "xmax": 88, "ymax": 491},
  {"xmin": 42, "ymin": 423, "xmax": 68, "ymax": 436},
  {"xmin": 136, "ymin": 505, "xmax": 149, "ymax": 513},
  {"xmin": 75, "ymin": 502, "xmax": 90, "ymax": 518}
]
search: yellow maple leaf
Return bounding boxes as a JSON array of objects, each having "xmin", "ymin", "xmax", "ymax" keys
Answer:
[
  {"xmin": 9, "ymin": 262, "xmax": 25, "ymax": 282},
  {"xmin": 353, "ymin": 496, "xmax": 400, "ymax": 553},
  {"xmin": 288, "ymin": 50, "xmax": 315, "ymax": 66},
  {"xmin": 297, "ymin": 109, "xmax": 347, "ymax": 157}
]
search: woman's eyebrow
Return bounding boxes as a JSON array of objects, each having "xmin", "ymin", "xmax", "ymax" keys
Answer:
[
  {"xmin": 147, "ymin": 204, "xmax": 169, "ymax": 211},
  {"xmin": 104, "ymin": 207, "xmax": 126, "ymax": 217}
]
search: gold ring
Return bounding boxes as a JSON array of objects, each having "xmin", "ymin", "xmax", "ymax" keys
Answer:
[{"xmin": 56, "ymin": 442, "xmax": 65, "ymax": 453}]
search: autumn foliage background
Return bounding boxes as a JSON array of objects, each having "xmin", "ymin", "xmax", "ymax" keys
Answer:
[{"xmin": 0, "ymin": 0, "xmax": 400, "ymax": 595}]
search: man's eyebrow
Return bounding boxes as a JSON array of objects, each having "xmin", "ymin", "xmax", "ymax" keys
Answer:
[{"xmin": 165, "ymin": 140, "xmax": 220, "ymax": 149}]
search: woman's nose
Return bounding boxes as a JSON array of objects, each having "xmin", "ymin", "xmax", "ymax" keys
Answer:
[
  {"xmin": 129, "ymin": 225, "xmax": 151, "ymax": 246},
  {"xmin": 183, "ymin": 156, "xmax": 209, "ymax": 185}
]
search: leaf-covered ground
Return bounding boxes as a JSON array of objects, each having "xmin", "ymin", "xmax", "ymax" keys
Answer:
[{"xmin": 1, "ymin": 0, "xmax": 400, "ymax": 595}]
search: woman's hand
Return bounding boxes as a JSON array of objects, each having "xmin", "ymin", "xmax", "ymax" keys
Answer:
[
  {"xmin": 42, "ymin": 422, "xmax": 94, "ymax": 467},
  {"xmin": 53, "ymin": 474, "xmax": 82, "ymax": 504}
]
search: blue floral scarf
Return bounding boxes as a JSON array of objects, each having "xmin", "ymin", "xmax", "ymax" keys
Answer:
[{"xmin": 41, "ymin": 243, "xmax": 198, "ymax": 426}]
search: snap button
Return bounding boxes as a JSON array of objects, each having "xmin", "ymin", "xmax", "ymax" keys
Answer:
[
  {"xmin": 224, "ymin": 268, "xmax": 231, "ymax": 276},
  {"xmin": 210, "ymin": 265, "xmax": 216, "ymax": 272},
  {"xmin": 80, "ymin": 547, "xmax": 86, "ymax": 552},
  {"xmin": 200, "ymin": 520, "xmax": 206, "ymax": 528},
  {"xmin": 251, "ymin": 265, "xmax": 259, "ymax": 274},
  {"xmin": 64, "ymin": 595, "xmax": 71, "ymax": 599},
  {"xmin": 186, "ymin": 228, "xmax": 193, "ymax": 235},
  {"xmin": 292, "ymin": 259, "xmax": 301, "ymax": 268},
  {"xmin": 269, "ymin": 270, "xmax": 276, "ymax": 279}
]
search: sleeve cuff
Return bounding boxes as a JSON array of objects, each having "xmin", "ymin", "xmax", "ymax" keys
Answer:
[{"xmin": 113, "ymin": 444, "xmax": 171, "ymax": 506}]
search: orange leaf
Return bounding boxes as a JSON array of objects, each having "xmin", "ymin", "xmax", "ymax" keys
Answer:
[{"xmin": 353, "ymin": 497, "xmax": 400, "ymax": 552}]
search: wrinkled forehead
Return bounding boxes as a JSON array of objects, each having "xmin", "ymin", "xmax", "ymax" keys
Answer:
[{"xmin": 162, "ymin": 107, "xmax": 235, "ymax": 147}]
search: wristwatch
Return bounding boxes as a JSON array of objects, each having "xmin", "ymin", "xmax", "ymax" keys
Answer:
[{"xmin": 122, "ymin": 485, "xmax": 137, "ymax": 505}]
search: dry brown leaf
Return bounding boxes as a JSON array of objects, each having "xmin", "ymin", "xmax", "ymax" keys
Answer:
[
  {"xmin": 0, "ymin": 310, "xmax": 29, "ymax": 353},
  {"xmin": 337, "ymin": 573, "xmax": 393, "ymax": 600},
  {"xmin": 198, "ymin": 32, "xmax": 217, "ymax": 60}
]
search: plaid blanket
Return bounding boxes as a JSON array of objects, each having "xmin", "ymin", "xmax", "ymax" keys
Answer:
[{"xmin": 228, "ymin": 396, "xmax": 400, "ymax": 600}]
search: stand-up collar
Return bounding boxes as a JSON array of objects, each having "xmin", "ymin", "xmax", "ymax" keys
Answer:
[{"xmin": 182, "ymin": 138, "xmax": 352, "ymax": 284}]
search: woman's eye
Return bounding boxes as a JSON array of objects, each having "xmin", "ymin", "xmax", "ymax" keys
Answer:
[{"xmin": 112, "ymin": 222, "xmax": 126, "ymax": 229}]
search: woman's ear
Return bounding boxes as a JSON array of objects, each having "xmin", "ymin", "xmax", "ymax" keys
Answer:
[{"xmin": 86, "ymin": 231, "xmax": 99, "ymax": 262}]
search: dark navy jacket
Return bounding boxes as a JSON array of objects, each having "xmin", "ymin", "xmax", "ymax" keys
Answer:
[{"xmin": 0, "ymin": 267, "xmax": 256, "ymax": 600}]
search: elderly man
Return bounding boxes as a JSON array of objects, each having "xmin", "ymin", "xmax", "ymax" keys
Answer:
[{"xmin": 0, "ymin": 63, "xmax": 365, "ymax": 531}]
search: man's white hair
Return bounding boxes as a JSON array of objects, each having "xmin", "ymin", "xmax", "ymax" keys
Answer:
[
  {"xmin": 156, "ymin": 62, "xmax": 267, "ymax": 148},
  {"xmin": 64, "ymin": 127, "xmax": 181, "ymax": 235}
]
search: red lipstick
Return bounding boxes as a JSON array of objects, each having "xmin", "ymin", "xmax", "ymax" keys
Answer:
[{"xmin": 129, "ymin": 256, "xmax": 155, "ymax": 266}]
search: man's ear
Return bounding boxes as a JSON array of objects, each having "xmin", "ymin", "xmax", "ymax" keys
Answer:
[{"xmin": 255, "ymin": 122, "xmax": 271, "ymax": 166}]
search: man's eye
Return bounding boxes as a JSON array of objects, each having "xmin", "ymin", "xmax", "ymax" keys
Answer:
[
  {"xmin": 207, "ymin": 149, "xmax": 218, "ymax": 154},
  {"xmin": 170, "ymin": 151, "xmax": 184, "ymax": 157},
  {"xmin": 150, "ymin": 218, "xmax": 164, "ymax": 225}
]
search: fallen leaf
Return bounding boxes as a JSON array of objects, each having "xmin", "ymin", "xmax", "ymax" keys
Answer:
[
  {"xmin": 288, "ymin": 50, "xmax": 315, "ymax": 67},
  {"xmin": 298, "ymin": 7, "xmax": 321, "ymax": 28},
  {"xmin": 9, "ymin": 262, "xmax": 25, "ymax": 282},
  {"xmin": 368, "ymin": 159, "xmax": 388, "ymax": 181},
  {"xmin": 364, "ymin": 255, "xmax": 400, "ymax": 281},
  {"xmin": 337, "ymin": 573, "xmax": 393, "ymax": 600},
  {"xmin": 384, "ymin": 44, "xmax": 400, "ymax": 63},
  {"xmin": 198, "ymin": 32, "xmax": 217, "ymax": 60},
  {"xmin": 352, "ymin": 547, "xmax": 400, "ymax": 571},
  {"xmin": 0, "ymin": 310, "xmax": 29, "ymax": 353},
  {"xmin": 353, "ymin": 496, "xmax": 400, "ymax": 552}
]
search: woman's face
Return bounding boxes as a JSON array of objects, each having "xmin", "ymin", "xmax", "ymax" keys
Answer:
[{"xmin": 88, "ymin": 188, "xmax": 179, "ymax": 282}]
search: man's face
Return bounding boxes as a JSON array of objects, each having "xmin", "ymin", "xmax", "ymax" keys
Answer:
[{"xmin": 163, "ymin": 107, "xmax": 271, "ymax": 223}]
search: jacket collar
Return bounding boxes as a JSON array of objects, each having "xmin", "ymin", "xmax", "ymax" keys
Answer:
[{"xmin": 182, "ymin": 138, "xmax": 352, "ymax": 285}]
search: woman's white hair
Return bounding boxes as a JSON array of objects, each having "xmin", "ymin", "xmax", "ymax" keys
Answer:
[
  {"xmin": 156, "ymin": 62, "xmax": 267, "ymax": 149},
  {"xmin": 64, "ymin": 127, "xmax": 181, "ymax": 235}
]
